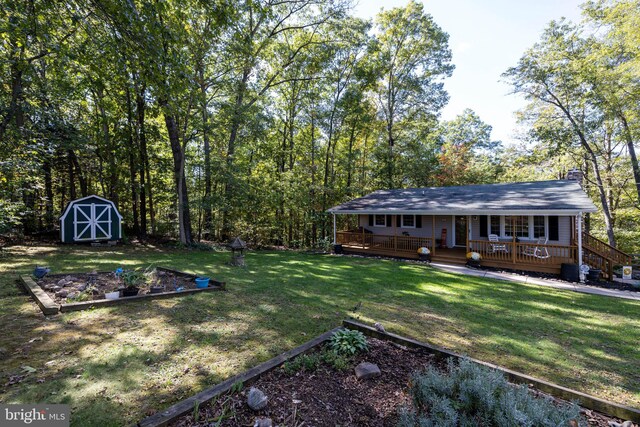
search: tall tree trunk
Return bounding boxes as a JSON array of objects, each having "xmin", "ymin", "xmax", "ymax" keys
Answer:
[
  {"xmin": 346, "ymin": 119, "xmax": 357, "ymax": 194},
  {"xmin": 43, "ymin": 159, "xmax": 54, "ymax": 228},
  {"xmin": 310, "ymin": 111, "xmax": 317, "ymax": 246},
  {"xmin": 0, "ymin": 44, "xmax": 25, "ymax": 139},
  {"xmin": 136, "ymin": 86, "xmax": 152, "ymax": 235},
  {"xmin": 162, "ymin": 103, "xmax": 192, "ymax": 244},
  {"xmin": 619, "ymin": 113, "xmax": 640, "ymax": 207},
  {"xmin": 95, "ymin": 87, "xmax": 118, "ymax": 203},
  {"xmin": 126, "ymin": 87, "xmax": 140, "ymax": 236},
  {"xmin": 68, "ymin": 150, "xmax": 77, "ymax": 200},
  {"xmin": 69, "ymin": 150, "xmax": 87, "ymax": 197},
  {"xmin": 199, "ymin": 68, "xmax": 213, "ymax": 238},
  {"xmin": 222, "ymin": 68, "xmax": 250, "ymax": 240}
]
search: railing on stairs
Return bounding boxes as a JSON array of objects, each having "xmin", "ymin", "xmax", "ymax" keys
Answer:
[{"xmin": 581, "ymin": 233, "xmax": 632, "ymax": 280}]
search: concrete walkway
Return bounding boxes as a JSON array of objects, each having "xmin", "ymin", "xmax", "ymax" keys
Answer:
[{"xmin": 430, "ymin": 262, "xmax": 640, "ymax": 302}]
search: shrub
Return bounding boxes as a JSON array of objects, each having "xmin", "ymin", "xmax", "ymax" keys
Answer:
[
  {"xmin": 330, "ymin": 329, "xmax": 368, "ymax": 357},
  {"xmin": 397, "ymin": 358, "xmax": 584, "ymax": 427},
  {"xmin": 320, "ymin": 349, "xmax": 351, "ymax": 371}
]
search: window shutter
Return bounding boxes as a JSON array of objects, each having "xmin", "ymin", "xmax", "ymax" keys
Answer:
[
  {"xmin": 416, "ymin": 215, "xmax": 422, "ymax": 228},
  {"xmin": 548, "ymin": 216, "xmax": 559, "ymax": 240},
  {"xmin": 397, "ymin": 215, "xmax": 401, "ymax": 227},
  {"xmin": 368, "ymin": 215, "xmax": 373, "ymax": 227},
  {"xmin": 386, "ymin": 215, "xmax": 392, "ymax": 227},
  {"xmin": 480, "ymin": 215, "xmax": 488, "ymax": 237}
]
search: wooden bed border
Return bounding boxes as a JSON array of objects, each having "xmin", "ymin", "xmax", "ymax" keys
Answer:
[
  {"xmin": 20, "ymin": 267, "xmax": 226, "ymax": 315},
  {"xmin": 136, "ymin": 327, "xmax": 342, "ymax": 427},
  {"xmin": 343, "ymin": 319, "xmax": 640, "ymax": 423}
]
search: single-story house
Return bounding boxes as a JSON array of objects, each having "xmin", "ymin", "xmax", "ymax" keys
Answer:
[{"xmin": 328, "ymin": 179, "xmax": 630, "ymax": 278}]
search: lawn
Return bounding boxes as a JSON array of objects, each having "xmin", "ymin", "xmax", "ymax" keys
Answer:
[{"xmin": 0, "ymin": 244, "xmax": 639, "ymax": 426}]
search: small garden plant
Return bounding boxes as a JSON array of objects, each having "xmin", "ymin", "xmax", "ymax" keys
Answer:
[
  {"xmin": 398, "ymin": 358, "xmax": 584, "ymax": 427},
  {"xmin": 330, "ymin": 329, "xmax": 368, "ymax": 356}
]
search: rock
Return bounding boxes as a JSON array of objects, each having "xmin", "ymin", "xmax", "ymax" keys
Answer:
[
  {"xmin": 609, "ymin": 422, "xmax": 634, "ymax": 427},
  {"xmin": 57, "ymin": 279, "xmax": 67, "ymax": 286},
  {"xmin": 253, "ymin": 418, "xmax": 272, "ymax": 427},
  {"xmin": 247, "ymin": 387, "xmax": 268, "ymax": 411},
  {"xmin": 374, "ymin": 322, "xmax": 386, "ymax": 333},
  {"xmin": 66, "ymin": 292, "xmax": 78, "ymax": 299},
  {"xmin": 55, "ymin": 290, "xmax": 68, "ymax": 298},
  {"xmin": 76, "ymin": 284, "xmax": 87, "ymax": 292},
  {"xmin": 355, "ymin": 362, "xmax": 381, "ymax": 380}
]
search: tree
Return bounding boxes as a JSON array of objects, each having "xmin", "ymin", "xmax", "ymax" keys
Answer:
[{"xmin": 370, "ymin": 0, "xmax": 453, "ymax": 188}]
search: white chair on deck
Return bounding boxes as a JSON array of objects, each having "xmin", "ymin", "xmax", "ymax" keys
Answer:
[
  {"xmin": 523, "ymin": 237, "xmax": 550, "ymax": 259},
  {"xmin": 488, "ymin": 234, "xmax": 508, "ymax": 253}
]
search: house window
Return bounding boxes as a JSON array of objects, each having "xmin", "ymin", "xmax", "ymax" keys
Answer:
[
  {"xmin": 504, "ymin": 215, "xmax": 529, "ymax": 238},
  {"xmin": 374, "ymin": 215, "xmax": 386, "ymax": 227},
  {"xmin": 533, "ymin": 216, "xmax": 546, "ymax": 238},
  {"xmin": 401, "ymin": 215, "xmax": 415, "ymax": 228},
  {"xmin": 490, "ymin": 216, "xmax": 500, "ymax": 235}
]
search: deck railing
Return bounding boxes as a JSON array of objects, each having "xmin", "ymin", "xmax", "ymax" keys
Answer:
[
  {"xmin": 336, "ymin": 231, "xmax": 434, "ymax": 255},
  {"xmin": 469, "ymin": 239, "xmax": 577, "ymax": 265}
]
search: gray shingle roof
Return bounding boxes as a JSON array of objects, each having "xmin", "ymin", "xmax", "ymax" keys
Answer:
[{"xmin": 328, "ymin": 180, "xmax": 597, "ymax": 214}]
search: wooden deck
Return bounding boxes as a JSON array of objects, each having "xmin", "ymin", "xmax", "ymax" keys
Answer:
[{"xmin": 336, "ymin": 231, "xmax": 577, "ymax": 275}]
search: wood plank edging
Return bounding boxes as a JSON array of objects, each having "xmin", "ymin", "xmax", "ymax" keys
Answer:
[
  {"xmin": 342, "ymin": 319, "xmax": 640, "ymax": 423},
  {"xmin": 20, "ymin": 275, "xmax": 60, "ymax": 315},
  {"xmin": 59, "ymin": 285, "xmax": 225, "ymax": 313},
  {"xmin": 136, "ymin": 326, "xmax": 343, "ymax": 427}
]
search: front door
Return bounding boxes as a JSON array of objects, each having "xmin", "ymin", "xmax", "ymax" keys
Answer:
[{"xmin": 454, "ymin": 216, "xmax": 467, "ymax": 247}]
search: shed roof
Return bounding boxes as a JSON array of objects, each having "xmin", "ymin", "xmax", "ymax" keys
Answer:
[
  {"xmin": 59, "ymin": 195, "xmax": 123, "ymax": 221},
  {"xmin": 328, "ymin": 180, "xmax": 598, "ymax": 215}
]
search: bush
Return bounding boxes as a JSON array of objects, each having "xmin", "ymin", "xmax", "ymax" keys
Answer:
[
  {"xmin": 397, "ymin": 358, "xmax": 584, "ymax": 427},
  {"xmin": 282, "ymin": 353, "xmax": 322, "ymax": 375},
  {"xmin": 330, "ymin": 329, "xmax": 368, "ymax": 357}
]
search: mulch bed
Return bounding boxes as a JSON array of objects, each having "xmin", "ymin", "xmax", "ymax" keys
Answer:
[
  {"xmin": 170, "ymin": 338, "xmax": 622, "ymax": 427},
  {"xmin": 37, "ymin": 269, "xmax": 198, "ymax": 304}
]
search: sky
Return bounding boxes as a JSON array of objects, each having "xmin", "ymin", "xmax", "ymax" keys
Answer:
[{"xmin": 353, "ymin": 0, "xmax": 584, "ymax": 145}]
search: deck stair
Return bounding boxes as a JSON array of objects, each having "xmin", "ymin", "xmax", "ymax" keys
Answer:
[{"xmin": 581, "ymin": 233, "xmax": 632, "ymax": 280}]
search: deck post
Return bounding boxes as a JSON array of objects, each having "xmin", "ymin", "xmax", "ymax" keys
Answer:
[
  {"xmin": 512, "ymin": 216, "xmax": 517, "ymax": 265},
  {"xmin": 466, "ymin": 215, "xmax": 470, "ymax": 253},
  {"xmin": 332, "ymin": 213, "xmax": 336, "ymax": 245},
  {"xmin": 394, "ymin": 215, "xmax": 397, "ymax": 251},
  {"xmin": 577, "ymin": 212, "xmax": 583, "ymax": 268}
]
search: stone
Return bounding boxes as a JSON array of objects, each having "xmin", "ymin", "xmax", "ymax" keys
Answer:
[
  {"xmin": 55, "ymin": 290, "xmax": 68, "ymax": 298},
  {"xmin": 66, "ymin": 292, "xmax": 78, "ymax": 299},
  {"xmin": 50, "ymin": 285, "xmax": 61, "ymax": 292},
  {"xmin": 76, "ymin": 284, "xmax": 87, "ymax": 292},
  {"xmin": 253, "ymin": 418, "xmax": 272, "ymax": 427},
  {"xmin": 247, "ymin": 387, "xmax": 268, "ymax": 411},
  {"xmin": 355, "ymin": 362, "xmax": 381, "ymax": 380},
  {"xmin": 374, "ymin": 322, "xmax": 386, "ymax": 333},
  {"xmin": 621, "ymin": 422, "xmax": 634, "ymax": 427}
]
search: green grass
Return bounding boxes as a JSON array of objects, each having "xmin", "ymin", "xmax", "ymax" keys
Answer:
[{"xmin": 0, "ymin": 244, "xmax": 639, "ymax": 426}]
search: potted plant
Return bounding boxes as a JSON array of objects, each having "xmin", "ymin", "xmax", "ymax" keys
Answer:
[
  {"xmin": 120, "ymin": 270, "xmax": 144, "ymax": 297},
  {"xmin": 417, "ymin": 247, "xmax": 431, "ymax": 262},
  {"xmin": 466, "ymin": 251, "xmax": 482, "ymax": 268}
]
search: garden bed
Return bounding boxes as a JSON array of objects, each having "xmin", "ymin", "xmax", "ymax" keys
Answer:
[
  {"xmin": 139, "ymin": 321, "xmax": 640, "ymax": 427},
  {"xmin": 21, "ymin": 267, "xmax": 225, "ymax": 315}
]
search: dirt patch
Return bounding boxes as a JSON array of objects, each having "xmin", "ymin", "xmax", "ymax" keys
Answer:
[
  {"xmin": 169, "ymin": 338, "xmax": 623, "ymax": 427},
  {"xmin": 37, "ymin": 269, "xmax": 199, "ymax": 304}
]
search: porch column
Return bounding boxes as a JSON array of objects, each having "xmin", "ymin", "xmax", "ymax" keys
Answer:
[
  {"xmin": 577, "ymin": 212, "xmax": 583, "ymax": 267},
  {"xmin": 466, "ymin": 215, "xmax": 470, "ymax": 253},
  {"xmin": 432, "ymin": 215, "xmax": 436, "ymax": 255},
  {"xmin": 332, "ymin": 213, "xmax": 336, "ymax": 244}
]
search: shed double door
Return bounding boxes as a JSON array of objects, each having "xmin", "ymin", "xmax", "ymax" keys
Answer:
[{"xmin": 74, "ymin": 203, "xmax": 112, "ymax": 240}]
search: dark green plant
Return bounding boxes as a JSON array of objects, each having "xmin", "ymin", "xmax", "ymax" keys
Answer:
[
  {"xmin": 397, "ymin": 358, "xmax": 585, "ymax": 427},
  {"xmin": 121, "ymin": 270, "xmax": 145, "ymax": 288},
  {"xmin": 283, "ymin": 353, "xmax": 322, "ymax": 375},
  {"xmin": 320, "ymin": 349, "xmax": 351, "ymax": 371},
  {"xmin": 329, "ymin": 329, "xmax": 368, "ymax": 356}
]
